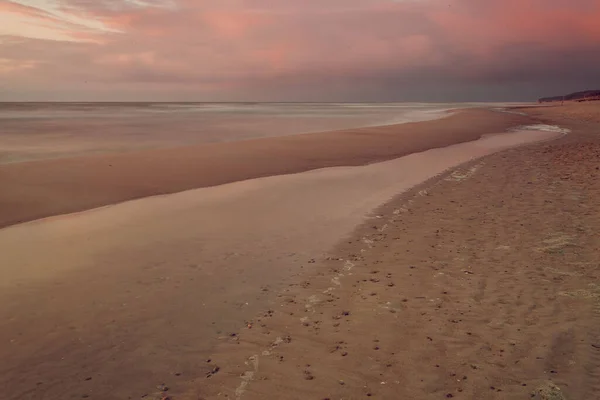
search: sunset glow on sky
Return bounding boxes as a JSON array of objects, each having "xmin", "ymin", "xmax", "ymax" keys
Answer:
[{"xmin": 1, "ymin": 0, "xmax": 599, "ymax": 101}]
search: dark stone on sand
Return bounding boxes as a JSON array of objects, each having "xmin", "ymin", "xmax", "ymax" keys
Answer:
[
  {"xmin": 206, "ymin": 366, "xmax": 220, "ymax": 378},
  {"xmin": 157, "ymin": 384, "xmax": 169, "ymax": 392},
  {"xmin": 303, "ymin": 370, "xmax": 315, "ymax": 380}
]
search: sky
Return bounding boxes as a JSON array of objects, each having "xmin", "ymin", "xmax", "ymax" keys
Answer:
[{"xmin": 0, "ymin": 0, "xmax": 599, "ymax": 102}]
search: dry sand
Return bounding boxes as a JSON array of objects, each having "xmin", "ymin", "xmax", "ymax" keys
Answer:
[
  {"xmin": 0, "ymin": 105, "xmax": 596, "ymax": 400},
  {"xmin": 197, "ymin": 104, "xmax": 600, "ymax": 400},
  {"xmin": 0, "ymin": 109, "xmax": 530, "ymax": 228},
  {"xmin": 526, "ymin": 101, "xmax": 600, "ymax": 123}
]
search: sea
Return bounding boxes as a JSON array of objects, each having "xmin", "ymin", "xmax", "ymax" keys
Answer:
[{"xmin": 0, "ymin": 102, "xmax": 524, "ymax": 164}]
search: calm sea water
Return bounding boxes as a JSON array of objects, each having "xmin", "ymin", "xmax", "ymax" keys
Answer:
[{"xmin": 0, "ymin": 102, "xmax": 520, "ymax": 164}]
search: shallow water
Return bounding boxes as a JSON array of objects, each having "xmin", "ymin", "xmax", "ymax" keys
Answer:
[{"xmin": 0, "ymin": 102, "xmax": 524, "ymax": 163}]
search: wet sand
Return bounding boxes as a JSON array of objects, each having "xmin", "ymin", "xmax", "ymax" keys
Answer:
[
  {"xmin": 0, "ymin": 105, "xmax": 589, "ymax": 400},
  {"xmin": 0, "ymin": 109, "xmax": 530, "ymax": 228}
]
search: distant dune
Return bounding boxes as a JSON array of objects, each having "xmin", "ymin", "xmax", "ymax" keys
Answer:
[{"xmin": 539, "ymin": 89, "xmax": 600, "ymax": 103}]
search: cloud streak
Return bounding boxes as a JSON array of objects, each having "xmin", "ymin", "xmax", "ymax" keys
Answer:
[{"xmin": 1, "ymin": 0, "xmax": 599, "ymax": 101}]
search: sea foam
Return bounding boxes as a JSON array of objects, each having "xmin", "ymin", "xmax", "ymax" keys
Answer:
[{"xmin": 511, "ymin": 124, "xmax": 570, "ymax": 134}]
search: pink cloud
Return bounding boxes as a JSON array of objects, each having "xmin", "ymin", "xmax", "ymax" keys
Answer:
[
  {"xmin": 1, "ymin": 0, "xmax": 599, "ymax": 101},
  {"xmin": 431, "ymin": 0, "xmax": 600, "ymax": 51},
  {"xmin": 0, "ymin": 57, "xmax": 36, "ymax": 74},
  {"xmin": 201, "ymin": 10, "xmax": 268, "ymax": 38}
]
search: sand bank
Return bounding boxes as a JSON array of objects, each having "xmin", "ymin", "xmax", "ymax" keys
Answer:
[{"xmin": 0, "ymin": 109, "xmax": 531, "ymax": 228}]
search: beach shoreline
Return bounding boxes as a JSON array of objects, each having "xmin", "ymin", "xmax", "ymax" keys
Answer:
[{"xmin": 1, "ymin": 103, "xmax": 597, "ymax": 400}]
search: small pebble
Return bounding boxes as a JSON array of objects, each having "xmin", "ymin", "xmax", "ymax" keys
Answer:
[{"xmin": 157, "ymin": 384, "xmax": 169, "ymax": 392}]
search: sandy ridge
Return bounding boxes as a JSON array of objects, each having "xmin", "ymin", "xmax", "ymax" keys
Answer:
[{"xmin": 0, "ymin": 109, "xmax": 532, "ymax": 228}]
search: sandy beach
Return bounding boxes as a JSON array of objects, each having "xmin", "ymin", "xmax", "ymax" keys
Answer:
[
  {"xmin": 0, "ymin": 104, "xmax": 598, "ymax": 400},
  {"xmin": 4, "ymin": 0, "xmax": 599, "ymax": 398},
  {"xmin": 199, "ymin": 103, "xmax": 600, "ymax": 400}
]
